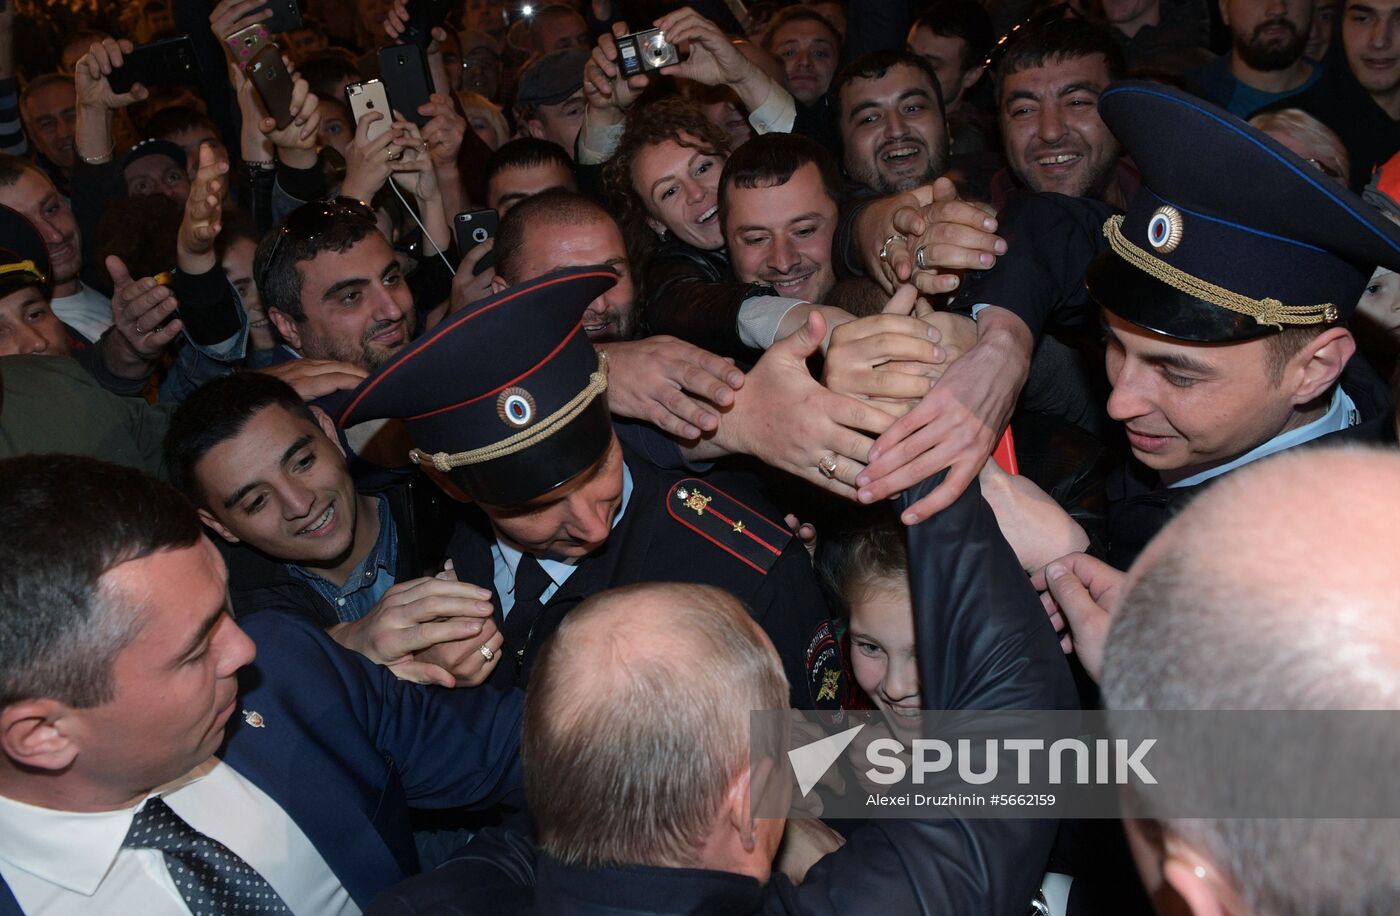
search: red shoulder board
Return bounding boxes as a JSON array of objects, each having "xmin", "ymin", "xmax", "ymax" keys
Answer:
[{"xmin": 665, "ymin": 478, "xmax": 792, "ymax": 575}]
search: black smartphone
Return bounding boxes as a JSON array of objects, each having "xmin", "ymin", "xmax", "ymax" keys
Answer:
[
  {"xmin": 399, "ymin": 0, "xmax": 455, "ymax": 48},
  {"xmin": 377, "ymin": 43, "xmax": 434, "ymax": 127},
  {"xmin": 109, "ymin": 35, "xmax": 200, "ymax": 93},
  {"xmin": 261, "ymin": 0, "xmax": 303, "ymax": 34},
  {"xmin": 455, "ymin": 209, "xmax": 499, "ymax": 275},
  {"xmin": 248, "ymin": 46, "xmax": 295, "ymax": 129}
]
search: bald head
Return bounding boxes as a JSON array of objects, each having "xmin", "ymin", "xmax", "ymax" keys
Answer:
[
  {"xmin": 1104, "ymin": 448, "xmax": 1400, "ymax": 916},
  {"xmin": 1106, "ymin": 446, "xmax": 1400, "ymax": 712},
  {"xmin": 524, "ymin": 583, "xmax": 788, "ymax": 870}
]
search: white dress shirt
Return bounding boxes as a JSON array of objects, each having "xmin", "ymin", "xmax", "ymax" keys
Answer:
[
  {"xmin": 49, "ymin": 283, "xmax": 113, "ymax": 343},
  {"xmin": 0, "ymin": 758, "xmax": 358, "ymax": 915}
]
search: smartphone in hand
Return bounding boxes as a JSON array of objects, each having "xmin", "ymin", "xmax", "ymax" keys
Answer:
[
  {"xmin": 248, "ymin": 46, "xmax": 296, "ymax": 130},
  {"xmin": 377, "ymin": 43, "xmax": 434, "ymax": 128},
  {"xmin": 109, "ymin": 35, "xmax": 200, "ymax": 93},
  {"xmin": 346, "ymin": 79, "xmax": 394, "ymax": 145},
  {"xmin": 454, "ymin": 209, "xmax": 499, "ymax": 275}
]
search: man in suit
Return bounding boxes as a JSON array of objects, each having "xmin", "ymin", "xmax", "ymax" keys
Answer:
[
  {"xmin": 339, "ymin": 269, "xmax": 848, "ymax": 710},
  {"xmin": 0, "ymin": 454, "xmax": 524, "ymax": 914}
]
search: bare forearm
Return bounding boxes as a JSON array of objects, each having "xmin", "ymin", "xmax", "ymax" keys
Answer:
[{"xmin": 75, "ymin": 104, "xmax": 114, "ymax": 161}]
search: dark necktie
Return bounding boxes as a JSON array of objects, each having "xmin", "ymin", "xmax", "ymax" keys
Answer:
[
  {"xmin": 123, "ymin": 795, "xmax": 292, "ymax": 915},
  {"xmin": 501, "ymin": 554, "xmax": 553, "ymax": 671}
]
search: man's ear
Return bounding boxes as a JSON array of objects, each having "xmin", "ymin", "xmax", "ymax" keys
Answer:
[
  {"xmin": 1218, "ymin": 0, "xmax": 1232, "ymax": 27},
  {"xmin": 0, "ymin": 700, "xmax": 81, "ymax": 772},
  {"xmin": 523, "ymin": 118, "xmax": 546, "ymax": 141},
  {"xmin": 309, "ymin": 405, "xmax": 348, "ymax": 459},
  {"xmin": 958, "ymin": 64, "xmax": 985, "ymax": 99},
  {"xmin": 725, "ymin": 762, "xmax": 758, "ymax": 852},
  {"xmin": 1161, "ymin": 836, "xmax": 1235, "ymax": 916},
  {"xmin": 197, "ymin": 507, "xmax": 241, "ymax": 544},
  {"xmin": 490, "ymin": 273, "xmax": 510, "ymax": 293},
  {"xmin": 1290, "ymin": 327, "xmax": 1355, "ymax": 406},
  {"xmin": 267, "ymin": 308, "xmax": 302, "ymax": 350}
]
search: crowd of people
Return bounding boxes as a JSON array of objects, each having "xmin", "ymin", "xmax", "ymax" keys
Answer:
[{"xmin": 1, "ymin": 0, "xmax": 1399, "ymax": 913}]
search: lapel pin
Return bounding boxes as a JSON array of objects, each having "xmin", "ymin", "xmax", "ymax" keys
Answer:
[{"xmin": 242, "ymin": 710, "xmax": 266, "ymax": 728}]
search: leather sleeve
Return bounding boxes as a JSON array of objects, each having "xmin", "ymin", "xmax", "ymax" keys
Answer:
[
  {"xmin": 949, "ymin": 191, "xmax": 1118, "ymax": 339},
  {"xmin": 770, "ymin": 472, "xmax": 1078, "ymax": 916},
  {"xmin": 642, "ymin": 246, "xmax": 769, "ymax": 364}
]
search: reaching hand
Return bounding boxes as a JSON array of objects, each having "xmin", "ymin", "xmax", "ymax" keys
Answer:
[
  {"xmin": 823, "ymin": 285, "xmax": 946, "ymax": 415},
  {"xmin": 388, "ymin": 118, "xmax": 438, "ymax": 199},
  {"xmin": 653, "ymin": 7, "xmax": 755, "ymax": 89},
  {"xmin": 260, "ymin": 65, "xmax": 321, "ymax": 158},
  {"xmin": 446, "ymin": 240, "xmax": 496, "ymax": 315},
  {"xmin": 256, "ymin": 359, "xmax": 370, "ymax": 400},
  {"xmin": 715, "ymin": 310, "xmax": 895, "ymax": 498},
  {"xmin": 177, "ymin": 144, "xmax": 228, "ymax": 272},
  {"xmin": 417, "ymin": 93, "xmax": 466, "ymax": 172},
  {"xmin": 75, "ymin": 38, "xmax": 149, "ymax": 110},
  {"xmin": 1030, "ymin": 553, "xmax": 1125, "ymax": 683},
  {"xmin": 601, "ymin": 336, "xmax": 745, "ymax": 440},
  {"xmin": 978, "ymin": 460, "xmax": 1089, "ymax": 574}
]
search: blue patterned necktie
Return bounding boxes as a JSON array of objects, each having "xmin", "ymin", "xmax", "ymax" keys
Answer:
[{"xmin": 123, "ymin": 795, "xmax": 292, "ymax": 915}]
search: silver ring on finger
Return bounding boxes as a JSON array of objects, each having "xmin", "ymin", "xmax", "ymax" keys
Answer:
[
  {"xmin": 817, "ymin": 453, "xmax": 838, "ymax": 479},
  {"xmin": 878, "ymin": 234, "xmax": 903, "ymax": 264},
  {"xmin": 479, "ymin": 644, "xmax": 494, "ymax": 662},
  {"xmin": 914, "ymin": 245, "xmax": 928, "ymax": 270}
]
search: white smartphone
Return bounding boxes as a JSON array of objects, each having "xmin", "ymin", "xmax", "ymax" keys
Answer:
[{"xmin": 345, "ymin": 79, "xmax": 392, "ymax": 144}]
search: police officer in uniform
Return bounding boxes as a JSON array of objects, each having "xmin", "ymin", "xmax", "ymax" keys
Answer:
[
  {"xmin": 1084, "ymin": 82, "xmax": 1400, "ymax": 566},
  {"xmin": 340, "ymin": 269, "xmax": 845, "ymax": 709}
]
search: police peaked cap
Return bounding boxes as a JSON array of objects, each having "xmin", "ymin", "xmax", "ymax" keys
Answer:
[
  {"xmin": 1086, "ymin": 81, "xmax": 1400, "ymax": 342},
  {"xmin": 0, "ymin": 204, "xmax": 51, "ymax": 300},
  {"xmin": 340, "ymin": 267, "xmax": 619, "ymax": 506}
]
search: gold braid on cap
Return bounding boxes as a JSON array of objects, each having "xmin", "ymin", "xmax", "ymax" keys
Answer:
[
  {"xmin": 1103, "ymin": 215, "xmax": 1340, "ymax": 329},
  {"xmin": 408, "ymin": 351, "xmax": 610, "ymax": 472}
]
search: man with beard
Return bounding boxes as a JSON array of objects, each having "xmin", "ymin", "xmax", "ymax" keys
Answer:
[
  {"xmin": 992, "ymin": 18, "xmax": 1130, "ymax": 208},
  {"xmin": 257, "ymin": 200, "xmax": 414, "ymax": 374},
  {"xmin": 1186, "ymin": 0, "xmax": 1320, "ymax": 117},
  {"xmin": 833, "ymin": 50, "xmax": 951, "ymax": 197}
]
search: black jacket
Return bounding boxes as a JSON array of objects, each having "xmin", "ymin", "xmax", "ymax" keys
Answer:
[
  {"xmin": 366, "ymin": 472, "xmax": 1078, "ymax": 916},
  {"xmin": 221, "ymin": 472, "xmax": 458, "ymax": 626},
  {"xmin": 641, "ymin": 239, "xmax": 771, "ymax": 365}
]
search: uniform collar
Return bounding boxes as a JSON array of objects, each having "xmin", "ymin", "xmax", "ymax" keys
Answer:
[{"xmin": 1169, "ymin": 386, "xmax": 1359, "ymax": 488}]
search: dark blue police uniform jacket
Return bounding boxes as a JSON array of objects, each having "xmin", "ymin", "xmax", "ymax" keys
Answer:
[{"xmin": 0, "ymin": 613, "xmax": 526, "ymax": 915}]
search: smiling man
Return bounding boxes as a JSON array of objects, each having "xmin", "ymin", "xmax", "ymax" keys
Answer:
[
  {"xmin": 722, "ymin": 132, "xmax": 841, "ymax": 305},
  {"xmin": 993, "ymin": 18, "xmax": 1128, "ymax": 206},
  {"xmin": 834, "ymin": 49, "xmax": 951, "ymax": 196},
  {"xmin": 164, "ymin": 372, "xmax": 502, "ymax": 688},
  {"xmin": 256, "ymin": 200, "xmax": 415, "ymax": 373}
]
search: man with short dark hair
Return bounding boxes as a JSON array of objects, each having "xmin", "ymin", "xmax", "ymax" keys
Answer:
[
  {"xmin": 483, "ymin": 137, "xmax": 579, "ymax": 214},
  {"xmin": 527, "ymin": 4, "xmax": 591, "ymax": 55},
  {"xmin": 1099, "ymin": 0, "xmax": 1214, "ymax": 74},
  {"xmin": 722, "ymin": 132, "xmax": 843, "ymax": 305},
  {"xmin": 907, "ymin": 0, "xmax": 995, "ymax": 155},
  {"xmin": 992, "ymin": 18, "xmax": 1129, "ymax": 207},
  {"xmin": 164, "ymin": 372, "xmax": 502, "ymax": 687},
  {"xmin": 255, "ymin": 201, "xmax": 414, "ymax": 373},
  {"xmin": 491, "ymin": 189, "xmax": 638, "ymax": 341},
  {"xmin": 763, "ymin": 7, "xmax": 842, "ymax": 109},
  {"xmin": 832, "ymin": 49, "xmax": 951, "ymax": 196},
  {"xmin": 0, "ymin": 453, "xmax": 524, "ymax": 912},
  {"xmin": 1185, "ymin": 0, "xmax": 1320, "ymax": 117}
]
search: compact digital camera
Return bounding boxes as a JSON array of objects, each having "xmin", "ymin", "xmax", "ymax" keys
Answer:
[{"xmin": 615, "ymin": 28, "xmax": 682, "ymax": 77}]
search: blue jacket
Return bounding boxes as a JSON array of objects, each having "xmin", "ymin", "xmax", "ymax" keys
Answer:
[{"xmin": 0, "ymin": 613, "xmax": 525, "ymax": 915}]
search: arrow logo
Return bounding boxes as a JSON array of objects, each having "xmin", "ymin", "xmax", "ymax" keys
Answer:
[{"xmin": 788, "ymin": 724, "xmax": 864, "ymax": 797}]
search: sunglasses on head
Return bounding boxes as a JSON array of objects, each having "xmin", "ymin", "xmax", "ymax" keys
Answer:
[{"xmin": 264, "ymin": 199, "xmax": 377, "ymax": 276}]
